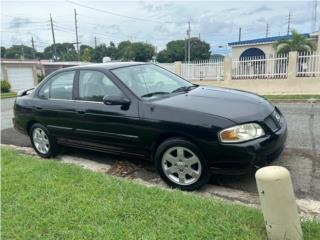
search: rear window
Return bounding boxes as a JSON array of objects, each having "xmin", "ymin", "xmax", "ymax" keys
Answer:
[{"xmin": 38, "ymin": 71, "xmax": 75, "ymax": 100}]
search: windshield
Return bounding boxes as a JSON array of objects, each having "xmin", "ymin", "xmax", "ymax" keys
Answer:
[{"xmin": 112, "ymin": 64, "xmax": 194, "ymax": 99}]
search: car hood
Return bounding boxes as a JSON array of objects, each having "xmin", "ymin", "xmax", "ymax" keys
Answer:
[{"xmin": 152, "ymin": 86, "xmax": 274, "ymax": 123}]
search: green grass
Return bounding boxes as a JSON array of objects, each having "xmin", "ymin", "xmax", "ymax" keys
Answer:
[
  {"xmin": 1, "ymin": 147, "xmax": 319, "ymax": 240},
  {"xmin": 264, "ymin": 95, "xmax": 320, "ymax": 100},
  {"xmin": 0, "ymin": 92, "xmax": 17, "ymax": 99}
]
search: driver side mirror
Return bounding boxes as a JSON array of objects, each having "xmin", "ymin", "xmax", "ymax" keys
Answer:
[{"xmin": 103, "ymin": 95, "xmax": 131, "ymax": 106}]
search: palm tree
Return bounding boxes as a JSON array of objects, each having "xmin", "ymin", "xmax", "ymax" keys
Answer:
[{"xmin": 273, "ymin": 30, "xmax": 316, "ymax": 54}]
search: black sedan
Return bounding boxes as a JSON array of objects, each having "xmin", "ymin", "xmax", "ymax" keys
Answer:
[{"xmin": 13, "ymin": 62, "xmax": 287, "ymax": 190}]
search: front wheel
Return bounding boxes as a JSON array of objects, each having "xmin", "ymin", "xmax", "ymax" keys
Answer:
[
  {"xmin": 30, "ymin": 123, "xmax": 59, "ymax": 158},
  {"xmin": 155, "ymin": 138, "xmax": 211, "ymax": 191}
]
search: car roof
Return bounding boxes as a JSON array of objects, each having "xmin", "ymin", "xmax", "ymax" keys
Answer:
[{"xmin": 63, "ymin": 61, "xmax": 149, "ymax": 71}]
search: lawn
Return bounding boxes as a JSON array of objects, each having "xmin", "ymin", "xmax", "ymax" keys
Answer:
[
  {"xmin": 1, "ymin": 147, "xmax": 319, "ymax": 240},
  {"xmin": 264, "ymin": 94, "xmax": 320, "ymax": 101},
  {"xmin": 0, "ymin": 92, "xmax": 17, "ymax": 99}
]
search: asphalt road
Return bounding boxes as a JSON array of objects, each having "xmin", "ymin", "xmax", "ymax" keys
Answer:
[{"xmin": 1, "ymin": 98, "xmax": 320, "ymax": 200}]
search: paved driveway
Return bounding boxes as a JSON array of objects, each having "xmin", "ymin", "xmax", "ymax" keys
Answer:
[
  {"xmin": 1, "ymin": 98, "xmax": 319, "ymax": 200},
  {"xmin": 1, "ymin": 98, "xmax": 15, "ymax": 130}
]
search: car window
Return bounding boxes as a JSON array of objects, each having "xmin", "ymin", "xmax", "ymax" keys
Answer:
[
  {"xmin": 112, "ymin": 64, "xmax": 193, "ymax": 98},
  {"xmin": 38, "ymin": 71, "xmax": 75, "ymax": 100},
  {"xmin": 78, "ymin": 70, "xmax": 123, "ymax": 102}
]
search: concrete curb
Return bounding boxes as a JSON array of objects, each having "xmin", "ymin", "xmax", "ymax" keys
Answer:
[{"xmin": 2, "ymin": 144, "xmax": 320, "ymax": 218}]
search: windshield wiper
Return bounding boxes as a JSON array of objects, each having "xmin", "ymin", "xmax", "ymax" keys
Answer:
[
  {"xmin": 171, "ymin": 85, "xmax": 198, "ymax": 93},
  {"xmin": 141, "ymin": 91, "xmax": 170, "ymax": 98}
]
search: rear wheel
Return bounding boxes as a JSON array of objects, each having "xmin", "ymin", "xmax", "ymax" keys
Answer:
[
  {"xmin": 155, "ymin": 138, "xmax": 211, "ymax": 191},
  {"xmin": 30, "ymin": 123, "xmax": 59, "ymax": 158}
]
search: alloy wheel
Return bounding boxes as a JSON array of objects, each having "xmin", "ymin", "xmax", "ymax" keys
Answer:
[
  {"xmin": 161, "ymin": 146, "xmax": 202, "ymax": 186},
  {"xmin": 32, "ymin": 128, "xmax": 50, "ymax": 154}
]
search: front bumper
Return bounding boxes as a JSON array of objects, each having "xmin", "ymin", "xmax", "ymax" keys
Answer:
[{"xmin": 207, "ymin": 116, "xmax": 287, "ymax": 175}]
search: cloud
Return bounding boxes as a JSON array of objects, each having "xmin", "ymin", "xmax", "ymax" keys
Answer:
[
  {"xmin": 9, "ymin": 17, "xmax": 31, "ymax": 28},
  {"xmin": 247, "ymin": 6, "xmax": 272, "ymax": 15},
  {"xmin": 104, "ymin": 24, "xmax": 121, "ymax": 35}
]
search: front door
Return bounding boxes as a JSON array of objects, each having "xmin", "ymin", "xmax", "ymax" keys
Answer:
[{"xmin": 72, "ymin": 70, "xmax": 146, "ymax": 157}]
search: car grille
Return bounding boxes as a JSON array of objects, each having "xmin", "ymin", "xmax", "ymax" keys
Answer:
[{"xmin": 264, "ymin": 108, "xmax": 283, "ymax": 132}]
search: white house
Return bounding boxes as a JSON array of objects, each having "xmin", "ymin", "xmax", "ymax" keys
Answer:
[{"xmin": 228, "ymin": 31, "xmax": 320, "ymax": 59}]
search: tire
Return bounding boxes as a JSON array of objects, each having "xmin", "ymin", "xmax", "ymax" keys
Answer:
[
  {"xmin": 154, "ymin": 138, "xmax": 211, "ymax": 191},
  {"xmin": 29, "ymin": 123, "xmax": 59, "ymax": 158}
]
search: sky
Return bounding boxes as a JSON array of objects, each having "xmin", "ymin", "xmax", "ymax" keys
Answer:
[{"xmin": 0, "ymin": 0, "xmax": 319, "ymax": 55}]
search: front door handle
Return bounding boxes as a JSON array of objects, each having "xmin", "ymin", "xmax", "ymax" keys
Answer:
[{"xmin": 77, "ymin": 110, "xmax": 85, "ymax": 114}]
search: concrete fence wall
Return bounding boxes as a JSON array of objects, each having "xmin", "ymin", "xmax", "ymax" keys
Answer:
[{"xmin": 173, "ymin": 51, "xmax": 320, "ymax": 95}]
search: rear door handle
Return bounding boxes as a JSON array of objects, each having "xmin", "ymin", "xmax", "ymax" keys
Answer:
[
  {"xmin": 35, "ymin": 106, "xmax": 42, "ymax": 110},
  {"xmin": 77, "ymin": 110, "xmax": 85, "ymax": 114}
]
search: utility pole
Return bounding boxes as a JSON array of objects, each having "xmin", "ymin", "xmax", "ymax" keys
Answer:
[
  {"xmin": 50, "ymin": 14, "xmax": 57, "ymax": 61},
  {"xmin": 184, "ymin": 38, "xmax": 187, "ymax": 62},
  {"xmin": 198, "ymin": 33, "xmax": 201, "ymax": 40},
  {"xmin": 94, "ymin": 36, "xmax": 97, "ymax": 48},
  {"xmin": 187, "ymin": 20, "xmax": 191, "ymax": 63},
  {"xmin": 238, "ymin": 27, "xmax": 242, "ymax": 41},
  {"xmin": 31, "ymin": 37, "xmax": 36, "ymax": 59},
  {"xmin": 20, "ymin": 44, "xmax": 24, "ymax": 60},
  {"xmin": 287, "ymin": 12, "xmax": 291, "ymax": 35},
  {"xmin": 312, "ymin": 0, "xmax": 318, "ymax": 32},
  {"xmin": 74, "ymin": 8, "xmax": 80, "ymax": 61},
  {"xmin": 266, "ymin": 23, "xmax": 269, "ymax": 37}
]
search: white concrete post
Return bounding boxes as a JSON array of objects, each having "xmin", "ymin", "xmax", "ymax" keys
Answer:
[
  {"xmin": 287, "ymin": 51, "xmax": 298, "ymax": 81},
  {"xmin": 255, "ymin": 166, "xmax": 303, "ymax": 240},
  {"xmin": 223, "ymin": 57, "xmax": 232, "ymax": 83},
  {"xmin": 174, "ymin": 61, "xmax": 182, "ymax": 76}
]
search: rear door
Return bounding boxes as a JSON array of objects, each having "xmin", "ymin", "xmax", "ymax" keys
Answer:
[
  {"xmin": 34, "ymin": 70, "xmax": 77, "ymax": 137},
  {"xmin": 72, "ymin": 70, "xmax": 146, "ymax": 157}
]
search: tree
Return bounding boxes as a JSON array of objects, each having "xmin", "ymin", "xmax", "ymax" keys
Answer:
[
  {"xmin": 117, "ymin": 41, "xmax": 134, "ymax": 60},
  {"xmin": 157, "ymin": 49, "xmax": 171, "ymax": 63},
  {"xmin": 273, "ymin": 30, "xmax": 316, "ymax": 54},
  {"xmin": 82, "ymin": 48, "xmax": 91, "ymax": 62},
  {"xmin": 132, "ymin": 42, "xmax": 155, "ymax": 62},
  {"xmin": 91, "ymin": 44, "xmax": 108, "ymax": 63},
  {"xmin": 105, "ymin": 42, "xmax": 118, "ymax": 60},
  {"xmin": 157, "ymin": 38, "xmax": 211, "ymax": 63},
  {"xmin": 164, "ymin": 40, "xmax": 186, "ymax": 62},
  {"xmin": 4, "ymin": 45, "xmax": 35, "ymax": 59},
  {"xmin": 1, "ymin": 46, "xmax": 5, "ymax": 58},
  {"xmin": 80, "ymin": 44, "xmax": 93, "ymax": 56},
  {"xmin": 43, "ymin": 43, "xmax": 77, "ymax": 61},
  {"xmin": 189, "ymin": 37, "xmax": 211, "ymax": 61}
]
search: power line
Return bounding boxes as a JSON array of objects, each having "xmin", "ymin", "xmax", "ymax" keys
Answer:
[{"xmin": 65, "ymin": 0, "xmax": 176, "ymax": 24}]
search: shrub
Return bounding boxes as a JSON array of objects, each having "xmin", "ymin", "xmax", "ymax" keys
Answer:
[
  {"xmin": 0, "ymin": 80, "xmax": 11, "ymax": 93},
  {"xmin": 37, "ymin": 74, "xmax": 45, "ymax": 83}
]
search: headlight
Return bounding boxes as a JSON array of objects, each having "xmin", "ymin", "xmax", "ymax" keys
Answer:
[{"xmin": 218, "ymin": 123, "xmax": 265, "ymax": 143}]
